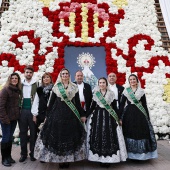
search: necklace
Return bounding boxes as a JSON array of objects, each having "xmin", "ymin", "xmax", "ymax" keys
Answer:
[
  {"xmin": 64, "ymin": 85, "xmax": 68, "ymax": 89},
  {"xmin": 131, "ymin": 87, "xmax": 137, "ymax": 93},
  {"xmin": 100, "ymin": 89, "xmax": 107, "ymax": 97},
  {"xmin": 63, "ymin": 83, "xmax": 69, "ymax": 89}
]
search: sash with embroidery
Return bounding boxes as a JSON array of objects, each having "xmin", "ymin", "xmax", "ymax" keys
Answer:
[
  {"xmin": 126, "ymin": 87, "xmax": 148, "ymax": 119},
  {"xmin": 95, "ymin": 91, "xmax": 119, "ymax": 123},
  {"xmin": 57, "ymin": 82, "xmax": 84, "ymax": 128}
]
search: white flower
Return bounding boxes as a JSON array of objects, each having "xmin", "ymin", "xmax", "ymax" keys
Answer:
[
  {"xmin": 39, "ymin": 49, "xmax": 47, "ymax": 55},
  {"xmin": 18, "ymin": 36, "xmax": 29, "ymax": 43},
  {"xmin": 2, "ymin": 61, "xmax": 8, "ymax": 67},
  {"xmin": 46, "ymin": 67, "xmax": 54, "ymax": 73},
  {"xmin": 38, "ymin": 65, "xmax": 46, "ymax": 71},
  {"xmin": 0, "ymin": 0, "xmax": 170, "ymax": 135},
  {"xmin": 19, "ymin": 60, "xmax": 25, "ymax": 65}
]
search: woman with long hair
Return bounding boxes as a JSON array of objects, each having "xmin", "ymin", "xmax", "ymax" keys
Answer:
[
  {"xmin": 86, "ymin": 77, "xmax": 127, "ymax": 167},
  {"xmin": 34, "ymin": 68, "xmax": 86, "ymax": 168},
  {"xmin": 0, "ymin": 73, "xmax": 21, "ymax": 166},
  {"xmin": 119, "ymin": 74, "xmax": 158, "ymax": 160},
  {"xmin": 32, "ymin": 72, "xmax": 53, "ymax": 129}
]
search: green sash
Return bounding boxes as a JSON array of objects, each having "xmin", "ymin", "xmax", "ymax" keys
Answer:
[
  {"xmin": 126, "ymin": 87, "xmax": 148, "ymax": 119},
  {"xmin": 95, "ymin": 91, "xmax": 119, "ymax": 123},
  {"xmin": 57, "ymin": 82, "xmax": 84, "ymax": 127}
]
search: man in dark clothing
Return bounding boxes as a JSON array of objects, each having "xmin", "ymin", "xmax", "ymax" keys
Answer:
[
  {"xmin": 74, "ymin": 70, "xmax": 92, "ymax": 116},
  {"xmin": 108, "ymin": 72, "xmax": 124, "ymax": 109}
]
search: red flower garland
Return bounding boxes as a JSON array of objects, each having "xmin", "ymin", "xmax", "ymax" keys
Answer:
[{"xmin": 0, "ymin": 0, "xmax": 170, "ymax": 86}]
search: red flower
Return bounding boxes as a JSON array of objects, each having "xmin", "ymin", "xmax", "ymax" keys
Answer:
[
  {"xmin": 42, "ymin": 7, "xmax": 50, "ymax": 16},
  {"xmin": 2, "ymin": 0, "xmax": 170, "ymax": 89}
]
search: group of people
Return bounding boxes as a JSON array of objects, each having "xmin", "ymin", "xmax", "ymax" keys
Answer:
[{"xmin": 0, "ymin": 65, "xmax": 158, "ymax": 168}]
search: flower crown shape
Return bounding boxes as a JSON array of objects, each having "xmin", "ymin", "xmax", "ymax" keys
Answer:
[{"xmin": 77, "ymin": 52, "xmax": 95, "ymax": 69}]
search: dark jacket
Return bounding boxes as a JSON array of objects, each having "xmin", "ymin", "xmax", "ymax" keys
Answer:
[
  {"xmin": 36, "ymin": 86, "xmax": 53, "ymax": 123},
  {"xmin": 0, "ymin": 85, "xmax": 21, "ymax": 124},
  {"xmin": 74, "ymin": 82, "xmax": 92, "ymax": 113},
  {"xmin": 116, "ymin": 84, "xmax": 124, "ymax": 107}
]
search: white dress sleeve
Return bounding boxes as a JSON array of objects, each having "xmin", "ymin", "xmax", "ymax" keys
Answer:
[{"xmin": 31, "ymin": 93, "xmax": 39, "ymax": 116}]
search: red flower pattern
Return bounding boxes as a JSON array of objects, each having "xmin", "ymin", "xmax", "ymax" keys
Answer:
[{"xmin": 0, "ymin": 0, "xmax": 170, "ymax": 86}]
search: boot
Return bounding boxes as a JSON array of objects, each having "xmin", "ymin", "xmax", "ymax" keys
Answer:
[
  {"xmin": 7, "ymin": 141, "xmax": 15, "ymax": 163},
  {"xmin": 1, "ymin": 143, "xmax": 11, "ymax": 167}
]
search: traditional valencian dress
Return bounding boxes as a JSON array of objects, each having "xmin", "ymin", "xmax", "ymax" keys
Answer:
[
  {"xmin": 34, "ymin": 79, "xmax": 86, "ymax": 162},
  {"xmin": 120, "ymin": 87, "xmax": 158, "ymax": 160},
  {"xmin": 86, "ymin": 88, "xmax": 127, "ymax": 163}
]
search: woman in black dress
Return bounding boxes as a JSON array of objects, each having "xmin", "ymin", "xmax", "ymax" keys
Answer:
[
  {"xmin": 119, "ymin": 74, "xmax": 158, "ymax": 160},
  {"xmin": 86, "ymin": 77, "xmax": 127, "ymax": 167},
  {"xmin": 34, "ymin": 68, "xmax": 86, "ymax": 168}
]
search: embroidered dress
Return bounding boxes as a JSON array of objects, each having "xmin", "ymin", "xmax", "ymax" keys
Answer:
[
  {"xmin": 86, "ymin": 89, "xmax": 127, "ymax": 163},
  {"xmin": 34, "ymin": 81, "xmax": 86, "ymax": 163},
  {"xmin": 120, "ymin": 87, "xmax": 158, "ymax": 160}
]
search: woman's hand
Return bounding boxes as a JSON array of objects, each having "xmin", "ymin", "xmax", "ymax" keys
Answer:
[
  {"xmin": 44, "ymin": 118, "xmax": 46, "ymax": 123},
  {"xmin": 3, "ymin": 121, "xmax": 10, "ymax": 124},
  {"xmin": 33, "ymin": 116, "xmax": 37, "ymax": 123},
  {"xmin": 119, "ymin": 119, "xmax": 122, "ymax": 126},
  {"xmin": 81, "ymin": 116, "xmax": 86, "ymax": 123}
]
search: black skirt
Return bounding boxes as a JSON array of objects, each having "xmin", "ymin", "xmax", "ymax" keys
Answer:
[
  {"xmin": 89, "ymin": 106, "xmax": 119, "ymax": 157},
  {"xmin": 40, "ymin": 97, "xmax": 85, "ymax": 156},
  {"xmin": 122, "ymin": 104, "xmax": 157, "ymax": 154}
]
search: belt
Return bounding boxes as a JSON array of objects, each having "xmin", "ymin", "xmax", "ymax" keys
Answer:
[{"xmin": 81, "ymin": 102, "xmax": 85, "ymax": 108}]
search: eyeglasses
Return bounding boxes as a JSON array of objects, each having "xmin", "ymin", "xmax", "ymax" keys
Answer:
[{"xmin": 61, "ymin": 73, "xmax": 69, "ymax": 75}]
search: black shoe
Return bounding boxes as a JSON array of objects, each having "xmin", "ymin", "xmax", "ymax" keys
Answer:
[
  {"xmin": 64, "ymin": 163, "xmax": 70, "ymax": 168},
  {"xmin": 2, "ymin": 158, "xmax": 11, "ymax": 167},
  {"xmin": 100, "ymin": 163, "xmax": 110, "ymax": 168},
  {"xmin": 100, "ymin": 163, "xmax": 104, "ymax": 167},
  {"xmin": 104, "ymin": 163, "xmax": 110, "ymax": 168},
  {"xmin": 8, "ymin": 156, "xmax": 16, "ymax": 163},
  {"xmin": 30, "ymin": 156, "xmax": 36, "ymax": 161},
  {"xmin": 19, "ymin": 155, "xmax": 27, "ymax": 162},
  {"xmin": 130, "ymin": 159, "xmax": 141, "ymax": 162},
  {"xmin": 59, "ymin": 163, "xmax": 65, "ymax": 169},
  {"xmin": 40, "ymin": 161, "xmax": 46, "ymax": 163},
  {"xmin": 29, "ymin": 153, "xmax": 36, "ymax": 161}
]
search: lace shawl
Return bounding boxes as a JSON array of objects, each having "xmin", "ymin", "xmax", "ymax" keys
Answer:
[
  {"xmin": 52, "ymin": 82, "xmax": 78, "ymax": 101},
  {"xmin": 123, "ymin": 87, "xmax": 145, "ymax": 104},
  {"xmin": 93, "ymin": 88, "xmax": 115, "ymax": 108}
]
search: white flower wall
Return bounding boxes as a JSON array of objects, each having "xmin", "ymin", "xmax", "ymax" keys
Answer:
[{"xmin": 0, "ymin": 0, "xmax": 170, "ymax": 139}]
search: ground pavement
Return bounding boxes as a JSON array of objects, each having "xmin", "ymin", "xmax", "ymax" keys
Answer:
[{"xmin": 0, "ymin": 140, "xmax": 170, "ymax": 170}]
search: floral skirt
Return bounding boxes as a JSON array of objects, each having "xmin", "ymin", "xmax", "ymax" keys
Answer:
[
  {"xmin": 34, "ymin": 106, "xmax": 86, "ymax": 163},
  {"xmin": 34, "ymin": 133, "xmax": 86, "ymax": 163}
]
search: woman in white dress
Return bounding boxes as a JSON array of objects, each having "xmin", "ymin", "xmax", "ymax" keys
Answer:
[{"xmin": 86, "ymin": 77, "xmax": 127, "ymax": 167}]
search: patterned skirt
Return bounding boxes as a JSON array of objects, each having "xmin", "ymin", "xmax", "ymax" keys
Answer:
[
  {"xmin": 122, "ymin": 105, "xmax": 158, "ymax": 160},
  {"xmin": 86, "ymin": 108, "xmax": 127, "ymax": 163}
]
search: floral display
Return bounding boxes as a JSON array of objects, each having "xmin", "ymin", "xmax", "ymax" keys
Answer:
[{"xmin": 0, "ymin": 0, "xmax": 170, "ymax": 138}]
